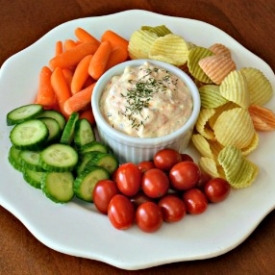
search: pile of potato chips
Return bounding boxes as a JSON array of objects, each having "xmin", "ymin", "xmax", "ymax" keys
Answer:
[{"xmin": 128, "ymin": 25, "xmax": 275, "ymax": 189}]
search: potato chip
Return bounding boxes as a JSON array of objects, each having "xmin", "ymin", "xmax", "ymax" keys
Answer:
[
  {"xmin": 248, "ymin": 104, "xmax": 275, "ymax": 131},
  {"xmin": 191, "ymin": 134, "xmax": 213, "ymax": 158},
  {"xmin": 141, "ymin": 25, "xmax": 172, "ymax": 36},
  {"xmin": 187, "ymin": 46, "xmax": 214, "ymax": 83},
  {"xmin": 199, "ymin": 54, "xmax": 236, "ymax": 84},
  {"xmin": 208, "ymin": 139, "xmax": 224, "ymax": 159},
  {"xmin": 195, "ymin": 108, "xmax": 216, "ymax": 140},
  {"xmin": 241, "ymin": 132, "xmax": 259, "ymax": 156},
  {"xmin": 218, "ymin": 146, "xmax": 259, "ymax": 188},
  {"xmin": 208, "ymin": 43, "xmax": 232, "ymax": 57},
  {"xmin": 219, "ymin": 70, "xmax": 250, "ymax": 108},
  {"xmin": 198, "ymin": 157, "xmax": 220, "ymax": 178},
  {"xmin": 128, "ymin": 30, "xmax": 158, "ymax": 59},
  {"xmin": 199, "ymin": 84, "xmax": 228, "ymax": 109},
  {"xmin": 149, "ymin": 34, "xmax": 189, "ymax": 66},
  {"xmin": 213, "ymin": 107, "xmax": 255, "ymax": 148},
  {"xmin": 240, "ymin": 67, "xmax": 273, "ymax": 106}
]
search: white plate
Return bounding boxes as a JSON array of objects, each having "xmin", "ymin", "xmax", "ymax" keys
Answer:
[{"xmin": 0, "ymin": 10, "xmax": 274, "ymax": 270}]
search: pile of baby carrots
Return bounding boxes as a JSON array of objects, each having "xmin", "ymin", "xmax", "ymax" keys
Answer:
[{"xmin": 34, "ymin": 27, "xmax": 129, "ymax": 124}]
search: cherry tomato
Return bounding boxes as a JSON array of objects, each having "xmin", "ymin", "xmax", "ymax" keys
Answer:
[
  {"xmin": 158, "ymin": 195, "xmax": 186, "ymax": 223},
  {"xmin": 93, "ymin": 179, "xmax": 119, "ymax": 214},
  {"xmin": 204, "ymin": 177, "xmax": 231, "ymax": 203},
  {"xmin": 136, "ymin": 201, "xmax": 163, "ymax": 233},
  {"xmin": 141, "ymin": 168, "xmax": 170, "ymax": 198},
  {"xmin": 108, "ymin": 194, "xmax": 135, "ymax": 230},
  {"xmin": 169, "ymin": 161, "xmax": 201, "ymax": 191},
  {"xmin": 182, "ymin": 188, "xmax": 208, "ymax": 215},
  {"xmin": 115, "ymin": 162, "xmax": 142, "ymax": 197},
  {"xmin": 180, "ymin": 153, "xmax": 194, "ymax": 162},
  {"xmin": 196, "ymin": 171, "xmax": 212, "ymax": 189},
  {"xmin": 137, "ymin": 160, "xmax": 156, "ymax": 173},
  {"xmin": 131, "ymin": 191, "xmax": 154, "ymax": 208},
  {"xmin": 153, "ymin": 148, "xmax": 182, "ymax": 171}
]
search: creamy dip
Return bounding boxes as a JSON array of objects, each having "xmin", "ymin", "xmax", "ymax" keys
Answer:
[{"xmin": 99, "ymin": 62, "xmax": 193, "ymax": 138}]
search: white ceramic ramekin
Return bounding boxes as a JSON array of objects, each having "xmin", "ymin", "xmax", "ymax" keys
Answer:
[{"xmin": 91, "ymin": 59, "xmax": 200, "ymax": 164}]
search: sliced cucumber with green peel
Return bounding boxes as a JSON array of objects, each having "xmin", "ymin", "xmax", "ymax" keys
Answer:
[
  {"xmin": 6, "ymin": 104, "xmax": 43, "ymax": 126},
  {"xmin": 60, "ymin": 112, "xmax": 79, "ymax": 145},
  {"xmin": 9, "ymin": 119, "xmax": 49, "ymax": 150},
  {"xmin": 78, "ymin": 141, "xmax": 109, "ymax": 155},
  {"xmin": 19, "ymin": 150, "xmax": 44, "ymax": 171},
  {"xmin": 42, "ymin": 171, "xmax": 74, "ymax": 203},
  {"xmin": 37, "ymin": 110, "xmax": 66, "ymax": 130},
  {"xmin": 39, "ymin": 117, "xmax": 62, "ymax": 144},
  {"xmin": 90, "ymin": 152, "xmax": 119, "ymax": 174},
  {"xmin": 23, "ymin": 168, "xmax": 45, "ymax": 189},
  {"xmin": 74, "ymin": 166, "xmax": 109, "ymax": 202},
  {"xmin": 8, "ymin": 146, "xmax": 23, "ymax": 171},
  {"xmin": 40, "ymin": 143, "xmax": 78, "ymax": 172},
  {"xmin": 75, "ymin": 151, "xmax": 100, "ymax": 175},
  {"xmin": 74, "ymin": 118, "xmax": 95, "ymax": 148}
]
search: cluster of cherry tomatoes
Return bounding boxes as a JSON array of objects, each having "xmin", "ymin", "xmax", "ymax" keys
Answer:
[{"xmin": 92, "ymin": 148, "xmax": 231, "ymax": 233}]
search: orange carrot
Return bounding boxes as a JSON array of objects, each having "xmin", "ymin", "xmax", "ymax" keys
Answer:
[
  {"xmin": 55, "ymin": 41, "xmax": 63, "ymax": 56},
  {"xmin": 79, "ymin": 107, "xmax": 96, "ymax": 125},
  {"xmin": 88, "ymin": 41, "xmax": 112, "ymax": 80},
  {"xmin": 64, "ymin": 39, "xmax": 78, "ymax": 51},
  {"xmin": 62, "ymin": 68, "xmax": 74, "ymax": 87},
  {"xmin": 63, "ymin": 83, "xmax": 96, "ymax": 116},
  {"xmin": 49, "ymin": 41, "xmax": 99, "ymax": 69},
  {"xmin": 105, "ymin": 46, "xmax": 129, "ymax": 70},
  {"xmin": 75, "ymin": 27, "xmax": 101, "ymax": 46},
  {"xmin": 71, "ymin": 54, "xmax": 93, "ymax": 94},
  {"xmin": 101, "ymin": 30, "xmax": 129, "ymax": 51},
  {"xmin": 35, "ymin": 66, "xmax": 57, "ymax": 108},
  {"xmin": 83, "ymin": 76, "xmax": 95, "ymax": 88},
  {"xmin": 51, "ymin": 67, "xmax": 72, "ymax": 116}
]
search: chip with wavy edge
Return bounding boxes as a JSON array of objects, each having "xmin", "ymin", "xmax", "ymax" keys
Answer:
[{"xmin": 195, "ymin": 108, "xmax": 216, "ymax": 140}]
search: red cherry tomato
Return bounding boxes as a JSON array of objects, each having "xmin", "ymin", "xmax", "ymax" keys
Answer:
[
  {"xmin": 131, "ymin": 191, "xmax": 154, "ymax": 208},
  {"xmin": 180, "ymin": 153, "xmax": 194, "ymax": 162},
  {"xmin": 169, "ymin": 161, "xmax": 201, "ymax": 191},
  {"xmin": 196, "ymin": 171, "xmax": 212, "ymax": 189},
  {"xmin": 93, "ymin": 179, "xmax": 119, "ymax": 214},
  {"xmin": 137, "ymin": 160, "xmax": 156, "ymax": 173},
  {"xmin": 115, "ymin": 162, "xmax": 142, "ymax": 197},
  {"xmin": 182, "ymin": 188, "xmax": 208, "ymax": 215},
  {"xmin": 204, "ymin": 177, "xmax": 231, "ymax": 203},
  {"xmin": 136, "ymin": 201, "xmax": 163, "ymax": 233},
  {"xmin": 108, "ymin": 194, "xmax": 135, "ymax": 230},
  {"xmin": 153, "ymin": 148, "xmax": 182, "ymax": 171},
  {"xmin": 141, "ymin": 168, "xmax": 170, "ymax": 198},
  {"xmin": 158, "ymin": 195, "xmax": 186, "ymax": 223}
]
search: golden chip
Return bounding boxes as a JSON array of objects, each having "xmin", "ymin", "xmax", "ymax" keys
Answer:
[
  {"xmin": 199, "ymin": 54, "xmax": 236, "ymax": 85},
  {"xmin": 141, "ymin": 25, "xmax": 172, "ymax": 36},
  {"xmin": 241, "ymin": 132, "xmax": 259, "ymax": 156},
  {"xmin": 149, "ymin": 34, "xmax": 189, "ymax": 66},
  {"xmin": 219, "ymin": 70, "xmax": 250, "ymax": 108},
  {"xmin": 195, "ymin": 108, "xmax": 216, "ymax": 140},
  {"xmin": 208, "ymin": 139, "xmax": 224, "ymax": 159},
  {"xmin": 218, "ymin": 146, "xmax": 259, "ymax": 188},
  {"xmin": 187, "ymin": 46, "xmax": 214, "ymax": 83},
  {"xmin": 213, "ymin": 107, "xmax": 255, "ymax": 149},
  {"xmin": 199, "ymin": 84, "xmax": 228, "ymax": 109},
  {"xmin": 208, "ymin": 43, "xmax": 232, "ymax": 57},
  {"xmin": 240, "ymin": 67, "xmax": 273, "ymax": 106},
  {"xmin": 191, "ymin": 134, "xmax": 213, "ymax": 158},
  {"xmin": 128, "ymin": 30, "xmax": 158, "ymax": 59},
  {"xmin": 198, "ymin": 157, "xmax": 220, "ymax": 178}
]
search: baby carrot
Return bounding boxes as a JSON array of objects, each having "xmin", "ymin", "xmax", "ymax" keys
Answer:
[
  {"xmin": 101, "ymin": 30, "xmax": 129, "ymax": 51},
  {"xmin": 49, "ymin": 41, "xmax": 99, "ymax": 69},
  {"xmin": 55, "ymin": 41, "xmax": 63, "ymax": 56},
  {"xmin": 63, "ymin": 82, "xmax": 96, "ymax": 116},
  {"xmin": 71, "ymin": 54, "xmax": 93, "ymax": 94},
  {"xmin": 88, "ymin": 41, "xmax": 112, "ymax": 80},
  {"xmin": 35, "ymin": 66, "xmax": 57, "ymax": 108},
  {"xmin": 64, "ymin": 39, "xmax": 78, "ymax": 51},
  {"xmin": 51, "ymin": 67, "xmax": 72, "ymax": 116},
  {"xmin": 75, "ymin": 27, "xmax": 101, "ymax": 46},
  {"xmin": 105, "ymin": 46, "xmax": 129, "ymax": 70},
  {"xmin": 79, "ymin": 107, "xmax": 96, "ymax": 125},
  {"xmin": 62, "ymin": 68, "xmax": 74, "ymax": 87}
]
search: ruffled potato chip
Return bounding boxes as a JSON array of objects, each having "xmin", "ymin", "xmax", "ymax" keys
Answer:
[
  {"xmin": 208, "ymin": 139, "xmax": 224, "ymax": 159},
  {"xmin": 213, "ymin": 107, "xmax": 255, "ymax": 149},
  {"xmin": 208, "ymin": 43, "xmax": 231, "ymax": 57},
  {"xmin": 141, "ymin": 25, "xmax": 172, "ymax": 36},
  {"xmin": 187, "ymin": 46, "xmax": 214, "ymax": 83},
  {"xmin": 198, "ymin": 157, "xmax": 220, "ymax": 178},
  {"xmin": 218, "ymin": 146, "xmax": 259, "ymax": 188},
  {"xmin": 199, "ymin": 54, "xmax": 236, "ymax": 85},
  {"xmin": 240, "ymin": 67, "xmax": 273, "ymax": 106},
  {"xmin": 128, "ymin": 30, "xmax": 158, "ymax": 59},
  {"xmin": 191, "ymin": 134, "xmax": 213, "ymax": 158},
  {"xmin": 241, "ymin": 132, "xmax": 259, "ymax": 156},
  {"xmin": 219, "ymin": 70, "xmax": 250, "ymax": 108},
  {"xmin": 149, "ymin": 34, "xmax": 189, "ymax": 66},
  {"xmin": 199, "ymin": 84, "xmax": 228, "ymax": 109},
  {"xmin": 195, "ymin": 108, "xmax": 216, "ymax": 140}
]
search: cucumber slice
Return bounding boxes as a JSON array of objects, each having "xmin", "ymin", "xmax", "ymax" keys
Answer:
[
  {"xmin": 76, "ymin": 151, "xmax": 101, "ymax": 175},
  {"xmin": 9, "ymin": 119, "xmax": 49, "ymax": 150},
  {"xmin": 40, "ymin": 144, "xmax": 78, "ymax": 172},
  {"xmin": 8, "ymin": 146, "xmax": 24, "ymax": 171},
  {"xmin": 74, "ymin": 118, "xmax": 95, "ymax": 148},
  {"xmin": 6, "ymin": 104, "xmax": 43, "ymax": 126},
  {"xmin": 78, "ymin": 141, "xmax": 109, "ymax": 155},
  {"xmin": 60, "ymin": 112, "xmax": 79, "ymax": 145},
  {"xmin": 91, "ymin": 152, "xmax": 119, "ymax": 174},
  {"xmin": 19, "ymin": 150, "xmax": 44, "ymax": 171},
  {"xmin": 23, "ymin": 168, "xmax": 45, "ymax": 189},
  {"xmin": 74, "ymin": 166, "xmax": 109, "ymax": 202},
  {"xmin": 42, "ymin": 172, "xmax": 74, "ymax": 203},
  {"xmin": 37, "ymin": 110, "xmax": 66, "ymax": 130},
  {"xmin": 39, "ymin": 117, "xmax": 62, "ymax": 144}
]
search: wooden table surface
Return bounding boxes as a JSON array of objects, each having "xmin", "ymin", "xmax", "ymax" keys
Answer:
[{"xmin": 1, "ymin": 1, "xmax": 275, "ymax": 274}]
